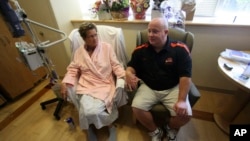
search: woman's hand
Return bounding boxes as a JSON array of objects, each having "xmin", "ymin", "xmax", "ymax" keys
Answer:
[
  {"xmin": 60, "ymin": 83, "xmax": 73, "ymax": 100},
  {"xmin": 125, "ymin": 71, "xmax": 139, "ymax": 91}
]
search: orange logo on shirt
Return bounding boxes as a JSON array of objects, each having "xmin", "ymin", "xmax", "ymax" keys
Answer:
[{"xmin": 165, "ymin": 58, "xmax": 173, "ymax": 64}]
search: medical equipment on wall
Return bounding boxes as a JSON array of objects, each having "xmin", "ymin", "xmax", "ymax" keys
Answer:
[{"xmin": 0, "ymin": 0, "xmax": 67, "ymax": 84}]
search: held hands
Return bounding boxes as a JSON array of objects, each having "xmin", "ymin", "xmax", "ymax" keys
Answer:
[{"xmin": 125, "ymin": 71, "xmax": 139, "ymax": 91}]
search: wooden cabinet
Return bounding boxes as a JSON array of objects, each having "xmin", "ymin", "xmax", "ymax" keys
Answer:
[{"xmin": 0, "ymin": 13, "xmax": 47, "ymax": 99}]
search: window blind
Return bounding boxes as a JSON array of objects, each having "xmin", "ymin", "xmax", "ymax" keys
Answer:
[{"xmin": 195, "ymin": 0, "xmax": 218, "ymax": 17}]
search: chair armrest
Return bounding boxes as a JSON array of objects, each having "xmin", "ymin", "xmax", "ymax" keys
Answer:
[
  {"xmin": 127, "ymin": 90, "xmax": 136, "ymax": 105},
  {"xmin": 188, "ymin": 82, "xmax": 201, "ymax": 107}
]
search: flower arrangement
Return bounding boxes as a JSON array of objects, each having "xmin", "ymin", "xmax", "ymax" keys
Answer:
[
  {"xmin": 90, "ymin": 0, "xmax": 130, "ymax": 20},
  {"xmin": 110, "ymin": 0, "xmax": 130, "ymax": 20},
  {"xmin": 91, "ymin": 0, "xmax": 129, "ymax": 13},
  {"xmin": 90, "ymin": 0, "xmax": 112, "ymax": 19},
  {"xmin": 91, "ymin": 0, "xmax": 110, "ymax": 15},
  {"xmin": 110, "ymin": 0, "xmax": 129, "ymax": 12},
  {"xmin": 130, "ymin": 0, "xmax": 150, "ymax": 19}
]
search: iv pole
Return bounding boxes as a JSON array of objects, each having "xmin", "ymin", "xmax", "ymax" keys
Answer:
[
  {"xmin": 12, "ymin": 0, "xmax": 67, "ymax": 84},
  {"xmin": 13, "ymin": 0, "xmax": 67, "ymax": 48},
  {"xmin": 10, "ymin": 0, "xmax": 68, "ymax": 120}
]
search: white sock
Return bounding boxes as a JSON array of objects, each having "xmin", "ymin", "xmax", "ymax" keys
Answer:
[{"xmin": 148, "ymin": 128, "xmax": 161, "ymax": 136}]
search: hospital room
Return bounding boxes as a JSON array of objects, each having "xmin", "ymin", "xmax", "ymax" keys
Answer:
[{"xmin": 0, "ymin": 0, "xmax": 250, "ymax": 141}]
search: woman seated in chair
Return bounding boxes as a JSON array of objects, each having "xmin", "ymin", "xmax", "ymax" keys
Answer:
[{"xmin": 61, "ymin": 22, "xmax": 126, "ymax": 141}]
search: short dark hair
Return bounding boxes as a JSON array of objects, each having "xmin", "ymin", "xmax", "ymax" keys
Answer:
[{"xmin": 78, "ymin": 22, "xmax": 97, "ymax": 39}]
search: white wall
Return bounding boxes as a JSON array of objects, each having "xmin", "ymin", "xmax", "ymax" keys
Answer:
[
  {"xmin": 186, "ymin": 25, "xmax": 250, "ymax": 90},
  {"xmin": 49, "ymin": 0, "xmax": 83, "ymax": 62}
]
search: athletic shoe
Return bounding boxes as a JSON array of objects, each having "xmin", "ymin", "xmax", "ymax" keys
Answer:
[
  {"xmin": 149, "ymin": 128, "xmax": 164, "ymax": 141},
  {"xmin": 165, "ymin": 125, "xmax": 177, "ymax": 141}
]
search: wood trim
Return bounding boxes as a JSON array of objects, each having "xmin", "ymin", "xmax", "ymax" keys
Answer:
[
  {"xmin": 196, "ymin": 85, "xmax": 235, "ymax": 95},
  {"xmin": 192, "ymin": 110, "xmax": 214, "ymax": 122}
]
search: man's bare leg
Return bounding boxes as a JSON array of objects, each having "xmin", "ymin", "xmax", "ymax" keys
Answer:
[{"xmin": 133, "ymin": 107, "xmax": 157, "ymax": 132}]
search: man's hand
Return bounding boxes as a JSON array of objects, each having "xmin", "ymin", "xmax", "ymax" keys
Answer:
[
  {"xmin": 125, "ymin": 71, "xmax": 139, "ymax": 91},
  {"xmin": 174, "ymin": 100, "xmax": 188, "ymax": 117}
]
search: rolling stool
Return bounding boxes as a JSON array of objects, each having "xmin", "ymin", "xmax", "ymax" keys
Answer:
[{"xmin": 40, "ymin": 83, "xmax": 64, "ymax": 120}]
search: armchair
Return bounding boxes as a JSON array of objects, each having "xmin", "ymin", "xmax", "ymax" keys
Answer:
[
  {"xmin": 40, "ymin": 25, "xmax": 129, "ymax": 120},
  {"xmin": 131, "ymin": 28, "xmax": 201, "ymax": 125}
]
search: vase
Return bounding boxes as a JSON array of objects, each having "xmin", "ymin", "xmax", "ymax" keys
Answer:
[
  {"xmin": 132, "ymin": 10, "xmax": 147, "ymax": 20},
  {"xmin": 130, "ymin": 0, "xmax": 150, "ymax": 20},
  {"xmin": 98, "ymin": 11, "xmax": 112, "ymax": 20},
  {"xmin": 110, "ymin": 7, "xmax": 129, "ymax": 20}
]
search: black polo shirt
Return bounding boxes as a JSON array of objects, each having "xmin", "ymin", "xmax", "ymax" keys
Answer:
[{"xmin": 127, "ymin": 37, "xmax": 192, "ymax": 90}]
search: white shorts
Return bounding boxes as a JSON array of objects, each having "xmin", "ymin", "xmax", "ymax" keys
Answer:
[{"xmin": 131, "ymin": 82, "xmax": 192, "ymax": 116}]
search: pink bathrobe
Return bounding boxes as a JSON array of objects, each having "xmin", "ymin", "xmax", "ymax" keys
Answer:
[{"xmin": 62, "ymin": 42, "xmax": 125, "ymax": 113}]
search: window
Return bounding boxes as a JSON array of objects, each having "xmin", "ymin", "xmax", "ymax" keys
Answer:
[
  {"xmin": 216, "ymin": 0, "xmax": 250, "ymax": 16},
  {"xmin": 77, "ymin": 0, "xmax": 96, "ymax": 19},
  {"xmin": 195, "ymin": 0, "xmax": 218, "ymax": 17},
  {"xmin": 195, "ymin": 0, "xmax": 250, "ymax": 23}
]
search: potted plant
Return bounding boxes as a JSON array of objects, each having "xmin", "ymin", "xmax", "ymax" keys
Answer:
[
  {"xmin": 110, "ymin": 0, "xmax": 130, "ymax": 20},
  {"xmin": 91, "ymin": 0, "xmax": 112, "ymax": 20},
  {"xmin": 91, "ymin": 0, "xmax": 130, "ymax": 20}
]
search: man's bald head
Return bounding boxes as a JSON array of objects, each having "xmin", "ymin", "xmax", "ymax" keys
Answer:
[{"xmin": 150, "ymin": 17, "xmax": 168, "ymax": 30}]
